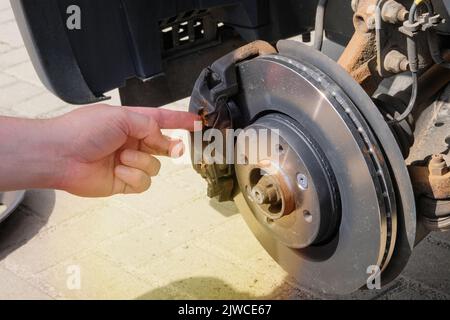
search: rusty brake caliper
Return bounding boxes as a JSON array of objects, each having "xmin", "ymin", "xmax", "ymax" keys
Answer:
[{"xmin": 189, "ymin": 41, "xmax": 277, "ymax": 202}]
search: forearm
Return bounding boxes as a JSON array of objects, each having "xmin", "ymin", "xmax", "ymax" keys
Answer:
[{"xmin": 0, "ymin": 116, "xmax": 67, "ymax": 191}]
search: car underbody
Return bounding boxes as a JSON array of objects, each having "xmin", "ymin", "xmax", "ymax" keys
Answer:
[{"xmin": 10, "ymin": 0, "xmax": 450, "ymax": 294}]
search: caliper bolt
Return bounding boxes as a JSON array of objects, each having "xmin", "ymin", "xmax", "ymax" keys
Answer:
[
  {"xmin": 384, "ymin": 50, "xmax": 410, "ymax": 73},
  {"xmin": 429, "ymin": 154, "xmax": 449, "ymax": 176},
  {"xmin": 381, "ymin": 0, "xmax": 408, "ymax": 24}
]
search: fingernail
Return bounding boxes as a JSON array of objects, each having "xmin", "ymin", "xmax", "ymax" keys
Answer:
[{"xmin": 170, "ymin": 140, "xmax": 185, "ymax": 158}]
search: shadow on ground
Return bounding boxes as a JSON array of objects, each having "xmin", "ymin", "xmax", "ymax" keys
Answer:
[
  {"xmin": 135, "ymin": 275, "xmax": 441, "ymax": 300},
  {"xmin": 137, "ymin": 277, "xmax": 320, "ymax": 300},
  {"xmin": 139, "ymin": 277, "xmax": 256, "ymax": 300},
  {"xmin": 0, "ymin": 189, "xmax": 55, "ymax": 261},
  {"xmin": 208, "ymin": 199, "xmax": 240, "ymax": 218}
]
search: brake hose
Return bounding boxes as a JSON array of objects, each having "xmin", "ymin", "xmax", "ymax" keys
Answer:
[
  {"xmin": 314, "ymin": 0, "xmax": 328, "ymax": 51},
  {"xmin": 393, "ymin": 0, "xmax": 431, "ymax": 123}
]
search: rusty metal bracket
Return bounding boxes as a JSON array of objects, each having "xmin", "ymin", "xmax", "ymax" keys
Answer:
[
  {"xmin": 409, "ymin": 154, "xmax": 450, "ymax": 200},
  {"xmin": 338, "ymin": 0, "xmax": 381, "ymax": 95},
  {"xmin": 410, "ymin": 154, "xmax": 450, "ymax": 231},
  {"xmin": 189, "ymin": 41, "xmax": 277, "ymax": 201}
]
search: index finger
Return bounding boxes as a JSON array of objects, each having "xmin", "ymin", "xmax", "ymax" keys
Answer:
[{"xmin": 125, "ymin": 107, "xmax": 201, "ymax": 131}]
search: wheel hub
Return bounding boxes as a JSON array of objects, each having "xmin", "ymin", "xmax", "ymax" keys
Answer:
[{"xmin": 236, "ymin": 114, "xmax": 340, "ymax": 248}]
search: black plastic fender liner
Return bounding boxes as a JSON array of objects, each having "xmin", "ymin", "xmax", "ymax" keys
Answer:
[
  {"xmin": 11, "ymin": 0, "xmax": 321, "ymax": 106},
  {"xmin": 10, "ymin": 0, "xmax": 109, "ymax": 105},
  {"xmin": 276, "ymin": 40, "xmax": 416, "ymax": 283}
]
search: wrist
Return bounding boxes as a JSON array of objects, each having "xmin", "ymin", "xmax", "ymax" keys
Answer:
[{"xmin": 0, "ymin": 116, "xmax": 69, "ymax": 191}]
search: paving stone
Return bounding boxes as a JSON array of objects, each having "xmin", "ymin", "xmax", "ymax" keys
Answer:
[
  {"xmin": 113, "ymin": 168, "xmax": 208, "ymax": 217},
  {"xmin": 4, "ymin": 61, "xmax": 43, "ymax": 88},
  {"xmin": 37, "ymin": 89, "xmax": 121, "ymax": 119},
  {"xmin": 0, "ymin": 207, "xmax": 47, "ymax": 256},
  {"xmin": 21, "ymin": 189, "xmax": 109, "ymax": 229},
  {"xmin": 0, "ymin": 21, "xmax": 24, "ymax": 48},
  {"xmin": 95, "ymin": 197, "xmax": 232, "ymax": 270},
  {"xmin": 37, "ymin": 253, "xmax": 156, "ymax": 299},
  {"xmin": 164, "ymin": 97, "xmax": 190, "ymax": 112},
  {"xmin": 0, "ymin": 81, "xmax": 43, "ymax": 109},
  {"xmin": 38, "ymin": 104, "xmax": 81, "ymax": 119},
  {"xmin": 267, "ymin": 283, "xmax": 319, "ymax": 300},
  {"xmin": 0, "ymin": 72, "xmax": 15, "ymax": 88},
  {"xmin": 0, "ymin": 106, "xmax": 18, "ymax": 116},
  {"xmin": 430, "ymin": 231, "xmax": 450, "ymax": 244},
  {"xmin": 137, "ymin": 286, "xmax": 193, "ymax": 300},
  {"xmin": 192, "ymin": 215, "xmax": 267, "ymax": 262},
  {"xmin": 402, "ymin": 235, "xmax": 450, "ymax": 295},
  {"xmin": 0, "ymin": 47, "xmax": 29, "ymax": 70},
  {"xmin": 104, "ymin": 89, "xmax": 122, "ymax": 106},
  {"xmin": 0, "ymin": 266, "xmax": 52, "ymax": 300},
  {"xmin": 0, "ymin": 42, "xmax": 10, "ymax": 53},
  {"xmin": 134, "ymin": 244, "xmax": 282, "ymax": 299},
  {"xmin": 331, "ymin": 278, "xmax": 405, "ymax": 300},
  {"xmin": 242, "ymin": 249, "xmax": 290, "ymax": 285},
  {"xmin": 194, "ymin": 223, "xmax": 403, "ymax": 300},
  {"xmin": 0, "ymin": 7, "xmax": 14, "ymax": 24},
  {"xmin": 10, "ymin": 92, "xmax": 67, "ymax": 118},
  {"xmin": 3, "ymin": 202, "xmax": 145, "ymax": 274},
  {"xmin": 0, "ymin": 0, "xmax": 11, "ymax": 11},
  {"xmin": 376, "ymin": 277, "xmax": 450, "ymax": 300}
]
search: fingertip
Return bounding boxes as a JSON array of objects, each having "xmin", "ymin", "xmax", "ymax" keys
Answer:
[
  {"xmin": 120, "ymin": 149, "xmax": 136, "ymax": 164},
  {"xmin": 114, "ymin": 165, "xmax": 152, "ymax": 194},
  {"xmin": 151, "ymin": 157, "xmax": 162, "ymax": 176},
  {"xmin": 114, "ymin": 165, "xmax": 131, "ymax": 178},
  {"xmin": 169, "ymin": 139, "xmax": 185, "ymax": 158}
]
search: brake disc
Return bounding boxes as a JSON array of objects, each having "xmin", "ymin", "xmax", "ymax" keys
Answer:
[{"xmin": 190, "ymin": 41, "xmax": 416, "ymax": 294}]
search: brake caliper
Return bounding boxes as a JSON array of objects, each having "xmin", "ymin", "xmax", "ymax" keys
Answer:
[{"xmin": 189, "ymin": 41, "xmax": 277, "ymax": 201}]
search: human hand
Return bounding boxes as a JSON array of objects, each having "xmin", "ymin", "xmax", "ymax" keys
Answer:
[
  {"xmin": 0, "ymin": 104, "xmax": 200, "ymax": 197},
  {"xmin": 54, "ymin": 104, "xmax": 199, "ymax": 197}
]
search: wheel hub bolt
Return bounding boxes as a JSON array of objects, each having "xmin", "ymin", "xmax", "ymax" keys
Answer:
[
  {"xmin": 251, "ymin": 175, "xmax": 281, "ymax": 205},
  {"xmin": 297, "ymin": 173, "xmax": 309, "ymax": 190}
]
